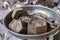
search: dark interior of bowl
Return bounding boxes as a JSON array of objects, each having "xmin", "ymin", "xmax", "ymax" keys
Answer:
[{"xmin": 4, "ymin": 11, "xmax": 13, "ymax": 28}]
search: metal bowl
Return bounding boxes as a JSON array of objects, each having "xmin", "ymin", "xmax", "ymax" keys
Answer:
[{"xmin": 3, "ymin": 5, "xmax": 60, "ymax": 39}]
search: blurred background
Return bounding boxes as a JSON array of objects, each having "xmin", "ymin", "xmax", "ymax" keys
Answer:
[{"xmin": 0, "ymin": 0, "xmax": 59, "ymax": 8}]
